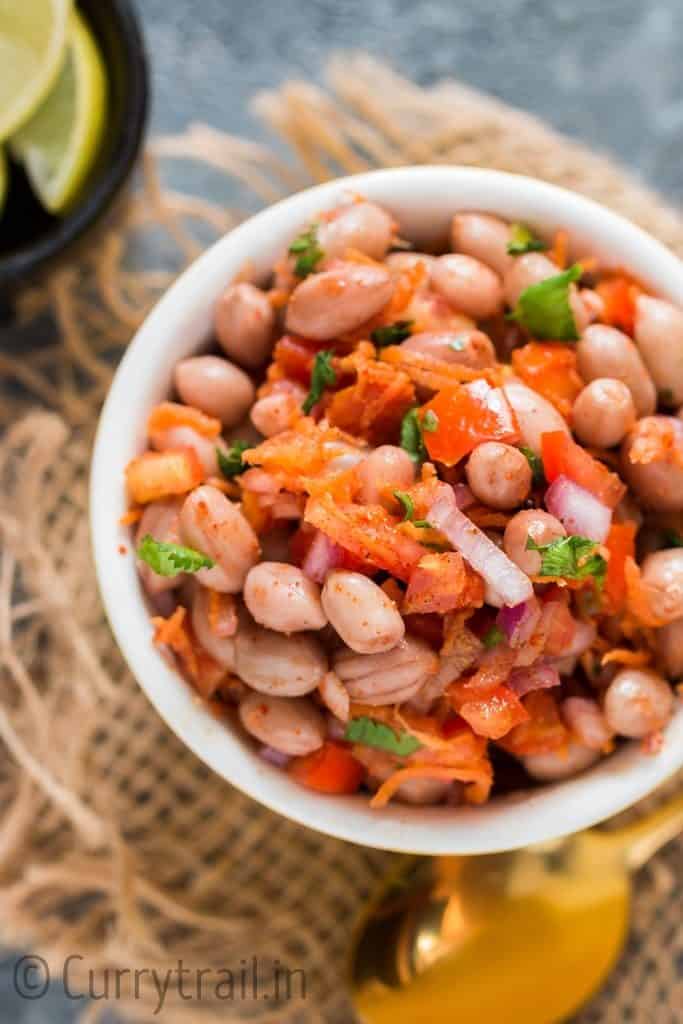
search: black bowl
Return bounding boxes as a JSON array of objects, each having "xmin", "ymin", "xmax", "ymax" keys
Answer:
[{"xmin": 0, "ymin": 0, "xmax": 149, "ymax": 297}]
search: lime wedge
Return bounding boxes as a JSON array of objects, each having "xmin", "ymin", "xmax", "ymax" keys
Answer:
[
  {"xmin": 0, "ymin": 0, "xmax": 73, "ymax": 142},
  {"xmin": 10, "ymin": 10, "xmax": 107, "ymax": 215}
]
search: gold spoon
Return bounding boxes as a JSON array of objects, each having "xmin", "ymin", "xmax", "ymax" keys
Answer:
[{"xmin": 350, "ymin": 791, "xmax": 683, "ymax": 1024}]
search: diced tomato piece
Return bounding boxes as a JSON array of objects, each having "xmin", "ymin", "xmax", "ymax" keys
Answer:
[
  {"xmin": 404, "ymin": 552, "xmax": 484, "ymax": 615},
  {"xmin": 497, "ymin": 691, "xmax": 568, "ymax": 756},
  {"xmin": 542, "ymin": 600, "xmax": 577, "ymax": 656},
  {"xmin": 541, "ymin": 431, "xmax": 625, "ymax": 508},
  {"xmin": 147, "ymin": 401, "xmax": 221, "ymax": 444},
  {"xmin": 448, "ymin": 647, "xmax": 517, "ymax": 704},
  {"xmin": 511, "ymin": 343, "xmax": 583, "ymax": 419},
  {"xmin": 272, "ymin": 334, "xmax": 325, "ymax": 385},
  {"xmin": 305, "ymin": 493, "xmax": 427, "ymax": 581},
  {"xmin": 441, "ymin": 714, "xmax": 470, "ymax": 740},
  {"xmin": 151, "ymin": 606, "xmax": 224, "ymax": 699},
  {"xmin": 289, "ymin": 741, "xmax": 364, "ymax": 795},
  {"xmin": 403, "ymin": 613, "xmax": 444, "ymax": 650},
  {"xmin": 422, "ymin": 381, "xmax": 519, "ymax": 466},
  {"xmin": 456, "ymin": 685, "xmax": 529, "ymax": 740},
  {"xmin": 596, "ymin": 275, "xmax": 641, "ymax": 336},
  {"xmin": 327, "ymin": 360, "xmax": 415, "ymax": 444},
  {"xmin": 125, "ymin": 448, "xmax": 204, "ymax": 504},
  {"xmin": 603, "ymin": 521, "xmax": 637, "ymax": 614}
]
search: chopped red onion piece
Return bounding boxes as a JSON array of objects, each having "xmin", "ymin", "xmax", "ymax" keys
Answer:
[
  {"xmin": 508, "ymin": 662, "xmax": 560, "ymax": 698},
  {"xmin": 452, "ymin": 483, "xmax": 475, "ymax": 510},
  {"xmin": 258, "ymin": 745, "xmax": 291, "ymax": 768},
  {"xmin": 565, "ymin": 618, "xmax": 597, "ymax": 657},
  {"xmin": 428, "ymin": 485, "xmax": 533, "ymax": 607},
  {"xmin": 301, "ymin": 530, "xmax": 341, "ymax": 584},
  {"xmin": 545, "ymin": 475, "xmax": 612, "ymax": 543},
  {"xmin": 497, "ymin": 597, "xmax": 541, "ymax": 648},
  {"xmin": 326, "ymin": 713, "xmax": 347, "ymax": 741}
]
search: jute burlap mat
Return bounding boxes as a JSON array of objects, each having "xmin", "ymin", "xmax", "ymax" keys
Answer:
[{"xmin": 0, "ymin": 56, "xmax": 681, "ymax": 1023}]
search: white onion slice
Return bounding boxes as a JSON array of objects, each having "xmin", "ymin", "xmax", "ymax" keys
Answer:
[
  {"xmin": 545, "ymin": 475, "xmax": 611, "ymax": 543},
  {"xmin": 428, "ymin": 485, "xmax": 534, "ymax": 607}
]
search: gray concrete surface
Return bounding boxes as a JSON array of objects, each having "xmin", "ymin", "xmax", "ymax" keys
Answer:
[{"xmin": 2, "ymin": 0, "xmax": 682, "ymax": 1019}]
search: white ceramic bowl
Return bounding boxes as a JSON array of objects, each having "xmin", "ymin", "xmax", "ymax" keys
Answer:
[{"xmin": 91, "ymin": 166, "xmax": 683, "ymax": 854}]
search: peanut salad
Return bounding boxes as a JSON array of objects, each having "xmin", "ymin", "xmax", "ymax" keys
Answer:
[{"xmin": 125, "ymin": 197, "xmax": 683, "ymax": 809}]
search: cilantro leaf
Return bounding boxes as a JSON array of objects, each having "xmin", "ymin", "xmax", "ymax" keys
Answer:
[
  {"xmin": 371, "ymin": 320, "xmax": 413, "ymax": 347},
  {"xmin": 526, "ymin": 533, "xmax": 607, "ymax": 588},
  {"xmin": 519, "ymin": 445, "xmax": 545, "ymax": 486},
  {"xmin": 663, "ymin": 529, "xmax": 683, "ymax": 548},
  {"xmin": 509, "ymin": 264, "xmax": 582, "ymax": 341},
  {"xmin": 393, "ymin": 490, "xmax": 432, "ymax": 528},
  {"xmin": 216, "ymin": 440, "xmax": 249, "ymax": 479},
  {"xmin": 302, "ymin": 351, "xmax": 336, "ymax": 414},
  {"xmin": 507, "ymin": 223, "xmax": 548, "ymax": 256},
  {"xmin": 422, "ymin": 410, "xmax": 439, "ymax": 432},
  {"xmin": 137, "ymin": 535, "xmax": 214, "ymax": 577},
  {"xmin": 289, "ymin": 224, "xmax": 324, "ymax": 277},
  {"xmin": 482, "ymin": 624, "xmax": 505, "ymax": 650},
  {"xmin": 344, "ymin": 716, "xmax": 421, "ymax": 756},
  {"xmin": 400, "ymin": 408, "xmax": 427, "ymax": 463}
]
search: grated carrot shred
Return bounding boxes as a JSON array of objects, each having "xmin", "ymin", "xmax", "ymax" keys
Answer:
[
  {"xmin": 342, "ymin": 247, "xmax": 384, "ymax": 267},
  {"xmin": 148, "ymin": 401, "xmax": 221, "ymax": 441},
  {"xmin": 119, "ymin": 507, "xmax": 143, "ymax": 526},
  {"xmin": 370, "ymin": 762, "xmax": 491, "ymax": 808},
  {"xmin": 204, "ymin": 476, "xmax": 240, "ymax": 497},
  {"xmin": 601, "ymin": 648, "xmax": 651, "ymax": 668},
  {"xmin": 379, "ymin": 345, "xmax": 502, "ymax": 392},
  {"xmin": 152, "ymin": 606, "xmax": 188, "ymax": 648},
  {"xmin": 550, "ymin": 230, "xmax": 569, "ymax": 269},
  {"xmin": 266, "ymin": 288, "xmax": 291, "ymax": 308},
  {"xmin": 628, "ymin": 417, "xmax": 683, "ymax": 468}
]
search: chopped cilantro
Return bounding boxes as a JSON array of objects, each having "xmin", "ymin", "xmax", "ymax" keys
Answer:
[
  {"xmin": 422, "ymin": 410, "xmax": 439, "ymax": 432},
  {"xmin": 371, "ymin": 320, "xmax": 413, "ymax": 347},
  {"xmin": 137, "ymin": 535, "xmax": 214, "ymax": 577},
  {"xmin": 507, "ymin": 223, "xmax": 548, "ymax": 256},
  {"xmin": 663, "ymin": 529, "xmax": 683, "ymax": 548},
  {"xmin": 344, "ymin": 716, "xmax": 421, "ymax": 756},
  {"xmin": 526, "ymin": 533, "xmax": 607, "ymax": 588},
  {"xmin": 302, "ymin": 351, "xmax": 336, "ymax": 414},
  {"xmin": 482, "ymin": 624, "xmax": 505, "ymax": 649},
  {"xmin": 519, "ymin": 445, "xmax": 545, "ymax": 486},
  {"xmin": 393, "ymin": 490, "xmax": 432, "ymax": 528},
  {"xmin": 216, "ymin": 440, "xmax": 249, "ymax": 478},
  {"xmin": 400, "ymin": 408, "xmax": 427, "ymax": 464},
  {"xmin": 400, "ymin": 407, "xmax": 437, "ymax": 463},
  {"xmin": 509, "ymin": 264, "xmax": 582, "ymax": 341},
  {"xmin": 289, "ymin": 223, "xmax": 324, "ymax": 277}
]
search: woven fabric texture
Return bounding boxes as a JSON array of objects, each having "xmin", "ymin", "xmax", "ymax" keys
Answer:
[{"xmin": 0, "ymin": 56, "xmax": 681, "ymax": 1023}]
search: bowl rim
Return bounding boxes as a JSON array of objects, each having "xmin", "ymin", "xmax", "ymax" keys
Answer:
[
  {"xmin": 0, "ymin": 0, "xmax": 149, "ymax": 288},
  {"xmin": 91, "ymin": 165, "xmax": 683, "ymax": 854}
]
